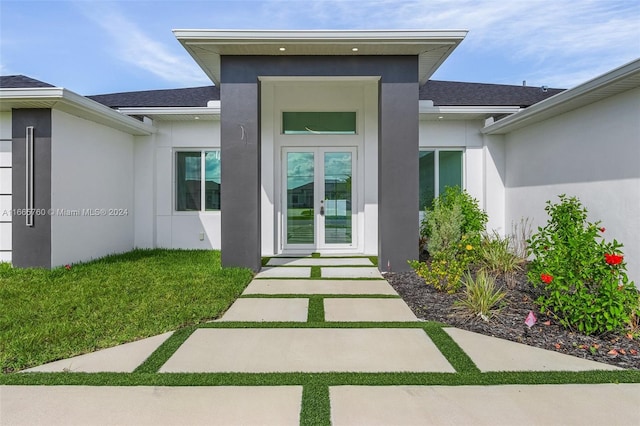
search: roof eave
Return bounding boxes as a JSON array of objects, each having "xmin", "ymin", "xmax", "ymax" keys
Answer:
[
  {"xmin": 482, "ymin": 58, "xmax": 640, "ymax": 135},
  {"xmin": 173, "ymin": 29, "xmax": 468, "ymax": 86},
  {"xmin": 0, "ymin": 88, "xmax": 155, "ymax": 136}
]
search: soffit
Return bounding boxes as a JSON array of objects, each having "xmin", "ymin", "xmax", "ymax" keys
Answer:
[{"xmin": 174, "ymin": 30, "xmax": 467, "ymax": 85}]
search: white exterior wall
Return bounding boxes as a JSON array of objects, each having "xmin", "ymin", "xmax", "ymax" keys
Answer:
[
  {"xmin": 50, "ymin": 109, "xmax": 135, "ymax": 266},
  {"xmin": 504, "ymin": 87, "xmax": 640, "ymax": 284},
  {"xmin": 153, "ymin": 120, "xmax": 221, "ymax": 250},
  {"xmin": 0, "ymin": 111, "xmax": 12, "ymax": 263}
]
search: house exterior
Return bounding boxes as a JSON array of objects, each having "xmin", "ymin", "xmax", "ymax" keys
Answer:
[{"xmin": 0, "ymin": 30, "xmax": 638, "ymax": 283}]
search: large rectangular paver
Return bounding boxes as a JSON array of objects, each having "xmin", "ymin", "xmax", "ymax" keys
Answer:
[
  {"xmin": 267, "ymin": 257, "xmax": 373, "ymax": 266},
  {"xmin": 218, "ymin": 298, "xmax": 308, "ymax": 322},
  {"xmin": 324, "ymin": 298, "xmax": 417, "ymax": 322},
  {"xmin": 22, "ymin": 332, "xmax": 173, "ymax": 373},
  {"xmin": 0, "ymin": 386, "xmax": 302, "ymax": 426},
  {"xmin": 243, "ymin": 279, "xmax": 398, "ymax": 295},
  {"xmin": 255, "ymin": 267, "xmax": 310, "ymax": 278},
  {"xmin": 321, "ymin": 267, "xmax": 383, "ymax": 279},
  {"xmin": 330, "ymin": 384, "xmax": 640, "ymax": 425},
  {"xmin": 445, "ymin": 327, "xmax": 621, "ymax": 372},
  {"xmin": 159, "ymin": 328, "xmax": 454, "ymax": 373}
]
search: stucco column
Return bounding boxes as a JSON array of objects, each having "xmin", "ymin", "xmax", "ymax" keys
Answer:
[
  {"xmin": 220, "ymin": 83, "xmax": 262, "ymax": 271},
  {"xmin": 379, "ymin": 82, "xmax": 419, "ymax": 272},
  {"xmin": 11, "ymin": 109, "xmax": 52, "ymax": 268}
]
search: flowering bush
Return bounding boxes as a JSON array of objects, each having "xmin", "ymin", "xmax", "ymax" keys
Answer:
[{"xmin": 527, "ymin": 195, "xmax": 638, "ymax": 335}]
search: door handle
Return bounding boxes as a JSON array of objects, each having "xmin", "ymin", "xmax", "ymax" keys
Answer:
[{"xmin": 320, "ymin": 206, "xmax": 325, "ymax": 216}]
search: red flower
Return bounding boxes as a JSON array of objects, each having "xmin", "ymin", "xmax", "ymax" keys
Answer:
[
  {"xmin": 64, "ymin": 264, "xmax": 72, "ymax": 270},
  {"xmin": 540, "ymin": 273, "xmax": 553, "ymax": 284},
  {"xmin": 599, "ymin": 227, "xmax": 606, "ymax": 233},
  {"xmin": 605, "ymin": 253, "xmax": 623, "ymax": 266}
]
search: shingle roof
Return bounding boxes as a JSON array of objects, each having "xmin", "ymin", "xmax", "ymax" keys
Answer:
[
  {"xmin": 87, "ymin": 86, "xmax": 220, "ymax": 108},
  {"xmin": 1, "ymin": 74, "xmax": 564, "ymax": 109},
  {"xmin": 0, "ymin": 75, "xmax": 55, "ymax": 88},
  {"xmin": 422, "ymin": 80, "xmax": 564, "ymax": 106}
]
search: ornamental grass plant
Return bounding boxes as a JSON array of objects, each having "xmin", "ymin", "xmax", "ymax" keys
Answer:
[{"xmin": 454, "ymin": 270, "xmax": 506, "ymax": 322}]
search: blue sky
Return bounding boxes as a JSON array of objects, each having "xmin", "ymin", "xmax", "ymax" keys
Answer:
[{"xmin": 1, "ymin": 0, "xmax": 639, "ymax": 95}]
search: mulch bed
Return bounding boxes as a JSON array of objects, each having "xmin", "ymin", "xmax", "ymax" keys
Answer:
[{"xmin": 385, "ymin": 268, "xmax": 640, "ymax": 370}]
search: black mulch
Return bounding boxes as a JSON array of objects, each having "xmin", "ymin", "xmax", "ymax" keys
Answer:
[{"xmin": 385, "ymin": 269, "xmax": 640, "ymax": 370}]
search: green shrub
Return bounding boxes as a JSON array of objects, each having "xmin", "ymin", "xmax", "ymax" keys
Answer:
[
  {"xmin": 421, "ymin": 186, "xmax": 487, "ymax": 258},
  {"xmin": 410, "ymin": 253, "xmax": 467, "ymax": 294},
  {"xmin": 454, "ymin": 270, "xmax": 506, "ymax": 321},
  {"xmin": 527, "ymin": 195, "xmax": 638, "ymax": 335},
  {"xmin": 425, "ymin": 200, "xmax": 464, "ymax": 256},
  {"xmin": 479, "ymin": 231, "xmax": 522, "ymax": 288}
]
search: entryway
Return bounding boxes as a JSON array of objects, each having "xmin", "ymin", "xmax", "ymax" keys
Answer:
[{"xmin": 282, "ymin": 147, "xmax": 356, "ymax": 251}]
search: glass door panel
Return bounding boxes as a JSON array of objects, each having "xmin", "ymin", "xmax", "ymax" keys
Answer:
[
  {"xmin": 323, "ymin": 152, "xmax": 352, "ymax": 244},
  {"xmin": 286, "ymin": 152, "xmax": 315, "ymax": 245}
]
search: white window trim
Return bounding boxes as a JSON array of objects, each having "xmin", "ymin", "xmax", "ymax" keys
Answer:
[{"xmin": 174, "ymin": 148, "xmax": 221, "ymax": 214}]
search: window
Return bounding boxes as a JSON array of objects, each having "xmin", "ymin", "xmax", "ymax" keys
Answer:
[
  {"xmin": 282, "ymin": 112, "xmax": 356, "ymax": 135},
  {"xmin": 176, "ymin": 150, "xmax": 221, "ymax": 211},
  {"xmin": 419, "ymin": 149, "xmax": 463, "ymax": 210}
]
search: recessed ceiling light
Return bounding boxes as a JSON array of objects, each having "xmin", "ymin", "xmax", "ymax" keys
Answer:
[
  {"xmin": 279, "ymin": 47, "xmax": 286, "ymax": 51},
  {"xmin": 194, "ymin": 116, "xmax": 200, "ymax": 120},
  {"xmin": 438, "ymin": 116, "xmax": 444, "ymax": 119},
  {"xmin": 352, "ymin": 47, "xmax": 359, "ymax": 52}
]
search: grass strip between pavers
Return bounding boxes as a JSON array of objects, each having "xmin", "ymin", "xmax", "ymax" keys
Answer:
[
  {"xmin": 4, "ymin": 370, "xmax": 640, "ymax": 387},
  {"xmin": 310, "ymin": 266, "xmax": 322, "ymax": 278},
  {"xmin": 133, "ymin": 326, "xmax": 197, "ymax": 374},
  {"xmin": 422, "ymin": 325, "xmax": 480, "ymax": 374},
  {"xmin": 300, "ymin": 384, "xmax": 331, "ymax": 426},
  {"xmin": 307, "ymin": 297, "xmax": 325, "ymax": 323}
]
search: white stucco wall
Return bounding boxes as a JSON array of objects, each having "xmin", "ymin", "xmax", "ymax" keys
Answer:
[
  {"xmin": 504, "ymin": 87, "xmax": 640, "ymax": 284},
  {"xmin": 50, "ymin": 109, "xmax": 135, "ymax": 266},
  {"xmin": 152, "ymin": 119, "xmax": 221, "ymax": 250},
  {"xmin": 0, "ymin": 111, "xmax": 12, "ymax": 263}
]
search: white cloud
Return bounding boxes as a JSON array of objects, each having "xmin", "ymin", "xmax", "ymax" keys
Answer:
[{"xmin": 75, "ymin": 2, "xmax": 209, "ymax": 86}]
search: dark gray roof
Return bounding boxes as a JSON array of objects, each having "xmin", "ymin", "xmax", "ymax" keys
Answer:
[
  {"xmin": 0, "ymin": 75, "xmax": 55, "ymax": 88},
  {"xmin": 422, "ymin": 80, "xmax": 564, "ymax": 107},
  {"xmin": 2, "ymin": 74, "xmax": 564, "ymax": 109},
  {"xmin": 87, "ymin": 86, "xmax": 220, "ymax": 108},
  {"xmin": 86, "ymin": 80, "xmax": 563, "ymax": 109}
]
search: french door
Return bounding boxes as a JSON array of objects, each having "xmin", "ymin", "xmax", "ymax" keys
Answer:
[{"xmin": 282, "ymin": 147, "xmax": 356, "ymax": 250}]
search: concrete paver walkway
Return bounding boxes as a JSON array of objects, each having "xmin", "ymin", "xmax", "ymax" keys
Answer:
[{"xmin": 4, "ymin": 256, "xmax": 638, "ymax": 425}]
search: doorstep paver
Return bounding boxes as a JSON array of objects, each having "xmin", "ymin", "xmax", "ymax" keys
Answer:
[
  {"xmin": 445, "ymin": 327, "xmax": 621, "ymax": 372},
  {"xmin": 329, "ymin": 384, "xmax": 640, "ymax": 426},
  {"xmin": 159, "ymin": 328, "xmax": 454, "ymax": 373},
  {"xmin": 22, "ymin": 332, "xmax": 173, "ymax": 373},
  {"xmin": 321, "ymin": 267, "xmax": 384, "ymax": 279},
  {"xmin": 267, "ymin": 257, "xmax": 373, "ymax": 266},
  {"xmin": 254, "ymin": 267, "xmax": 311, "ymax": 278},
  {"xmin": 218, "ymin": 298, "xmax": 308, "ymax": 322},
  {"xmin": 0, "ymin": 385, "xmax": 302, "ymax": 426},
  {"xmin": 324, "ymin": 298, "xmax": 418, "ymax": 322},
  {"xmin": 243, "ymin": 279, "xmax": 398, "ymax": 295}
]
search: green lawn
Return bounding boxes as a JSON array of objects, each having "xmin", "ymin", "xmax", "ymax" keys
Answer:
[{"xmin": 0, "ymin": 249, "xmax": 253, "ymax": 373}]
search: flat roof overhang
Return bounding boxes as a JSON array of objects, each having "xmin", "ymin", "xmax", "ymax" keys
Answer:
[{"xmin": 173, "ymin": 29, "xmax": 468, "ymax": 85}]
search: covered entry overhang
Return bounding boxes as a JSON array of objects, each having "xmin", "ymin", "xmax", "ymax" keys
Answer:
[{"xmin": 174, "ymin": 30, "xmax": 467, "ymax": 272}]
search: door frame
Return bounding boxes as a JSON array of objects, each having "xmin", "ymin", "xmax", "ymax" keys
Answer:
[{"xmin": 281, "ymin": 146, "xmax": 358, "ymax": 253}]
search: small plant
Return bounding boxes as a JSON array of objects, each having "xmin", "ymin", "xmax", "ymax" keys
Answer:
[
  {"xmin": 478, "ymin": 231, "xmax": 522, "ymax": 288},
  {"xmin": 527, "ymin": 195, "xmax": 638, "ymax": 335},
  {"xmin": 454, "ymin": 270, "xmax": 506, "ymax": 321}
]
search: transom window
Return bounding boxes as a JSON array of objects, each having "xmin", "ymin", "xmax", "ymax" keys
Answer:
[
  {"xmin": 282, "ymin": 112, "xmax": 356, "ymax": 135},
  {"xmin": 419, "ymin": 149, "xmax": 463, "ymax": 210},
  {"xmin": 176, "ymin": 150, "xmax": 221, "ymax": 211}
]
